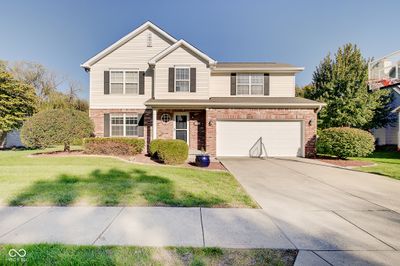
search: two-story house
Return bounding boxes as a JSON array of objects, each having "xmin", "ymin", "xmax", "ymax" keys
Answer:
[{"xmin": 81, "ymin": 21, "xmax": 324, "ymax": 157}]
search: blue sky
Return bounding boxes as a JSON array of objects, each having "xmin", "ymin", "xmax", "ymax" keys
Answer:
[{"xmin": 1, "ymin": 0, "xmax": 399, "ymax": 99}]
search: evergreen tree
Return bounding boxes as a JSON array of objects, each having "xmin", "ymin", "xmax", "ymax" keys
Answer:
[{"xmin": 307, "ymin": 43, "xmax": 393, "ymax": 129}]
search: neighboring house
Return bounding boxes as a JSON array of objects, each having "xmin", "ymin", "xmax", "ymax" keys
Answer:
[
  {"xmin": 369, "ymin": 50, "xmax": 400, "ymax": 149},
  {"xmin": 81, "ymin": 21, "xmax": 324, "ymax": 157},
  {"xmin": 3, "ymin": 130, "xmax": 23, "ymax": 148}
]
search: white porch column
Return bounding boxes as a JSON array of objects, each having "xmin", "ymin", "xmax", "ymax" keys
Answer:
[{"xmin": 152, "ymin": 109, "xmax": 157, "ymax": 140}]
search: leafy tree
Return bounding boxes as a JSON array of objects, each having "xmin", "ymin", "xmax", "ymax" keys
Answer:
[
  {"xmin": 306, "ymin": 43, "xmax": 394, "ymax": 129},
  {"xmin": 0, "ymin": 70, "xmax": 37, "ymax": 146},
  {"xmin": 295, "ymin": 84, "xmax": 316, "ymax": 98},
  {"xmin": 21, "ymin": 109, "xmax": 93, "ymax": 151},
  {"xmin": 5, "ymin": 61, "xmax": 88, "ymax": 112}
]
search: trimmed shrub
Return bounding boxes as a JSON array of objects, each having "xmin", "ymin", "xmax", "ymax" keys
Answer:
[
  {"xmin": 149, "ymin": 139, "xmax": 188, "ymax": 164},
  {"xmin": 317, "ymin": 127, "xmax": 375, "ymax": 159},
  {"xmin": 83, "ymin": 137, "xmax": 144, "ymax": 156},
  {"xmin": 149, "ymin": 139, "xmax": 164, "ymax": 158},
  {"xmin": 21, "ymin": 109, "xmax": 93, "ymax": 151}
]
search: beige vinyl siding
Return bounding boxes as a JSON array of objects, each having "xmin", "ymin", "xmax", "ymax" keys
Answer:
[
  {"xmin": 209, "ymin": 73, "xmax": 296, "ymax": 97},
  {"xmin": 154, "ymin": 46, "xmax": 210, "ymax": 99},
  {"xmin": 89, "ymin": 28, "xmax": 172, "ymax": 109},
  {"xmin": 269, "ymin": 74, "xmax": 295, "ymax": 97}
]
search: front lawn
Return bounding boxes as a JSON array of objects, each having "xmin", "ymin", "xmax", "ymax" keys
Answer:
[
  {"xmin": 353, "ymin": 151, "xmax": 400, "ymax": 180},
  {"xmin": 0, "ymin": 244, "xmax": 296, "ymax": 266},
  {"xmin": 0, "ymin": 148, "xmax": 256, "ymax": 208}
]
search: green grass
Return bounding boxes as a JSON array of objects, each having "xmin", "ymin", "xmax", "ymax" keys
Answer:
[
  {"xmin": 352, "ymin": 151, "xmax": 400, "ymax": 180},
  {"xmin": 0, "ymin": 147, "xmax": 256, "ymax": 208},
  {"xmin": 0, "ymin": 244, "xmax": 296, "ymax": 266}
]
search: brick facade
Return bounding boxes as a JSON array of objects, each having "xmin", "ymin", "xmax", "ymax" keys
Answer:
[
  {"xmin": 156, "ymin": 109, "xmax": 206, "ymax": 150},
  {"xmin": 90, "ymin": 107, "xmax": 317, "ymax": 157},
  {"xmin": 204, "ymin": 108, "xmax": 317, "ymax": 157}
]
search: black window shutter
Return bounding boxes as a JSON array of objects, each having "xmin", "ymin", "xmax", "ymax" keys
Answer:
[
  {"xmin": 104, "ymin": 114, "xmax": 110, "ymax": 137},
  {"xmin": 168, "ymin": 68, "xmax": 175, "ymax": 92},
  {"xmin": 230, "ymin": 73, "xmax": 236, "ymax": 95},
  {"xmin": 139, "ymin": 71, "xmax": 145, "ymax": 95},
  {"xmin": 190, "ymin": 68, "xmax": 196, "ymax": 92},
  {"xmin": 264, "ymin": 74, "xmax": 270, "ymax": 96},
  {"xmin": 104, "ymin": 71, "xmax": 110, "ymax": 94}
]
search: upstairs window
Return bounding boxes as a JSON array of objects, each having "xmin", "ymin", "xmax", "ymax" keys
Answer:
[
  {"xmin": 237, "ymin": 74, "xmax": 264, "ymax": 95},
  {"xmin": 110, "ymin": 70, "xmax": 139, "ymax": 94},
  {"xmin": 175, "ymin": 67, "xmax": 190, "ymax": 92},
  {"xmin": 110, "ymin": 113, "xmax": 138, "ymax": 137}
]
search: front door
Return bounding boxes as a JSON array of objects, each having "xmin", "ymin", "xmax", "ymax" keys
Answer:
[{"xmin": 174, "ymin": 113, "xmax": 189, "ymax": 144}]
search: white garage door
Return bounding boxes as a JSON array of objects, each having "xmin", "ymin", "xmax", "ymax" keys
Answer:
[{"xmin": 216, "ymin": 121, "xmax": 303, "ymax": 157}]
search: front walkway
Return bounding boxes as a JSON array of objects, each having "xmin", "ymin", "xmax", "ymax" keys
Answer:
[{"xmin": 0, "ymin": 206, "xmax": 294, "ymax": 249}]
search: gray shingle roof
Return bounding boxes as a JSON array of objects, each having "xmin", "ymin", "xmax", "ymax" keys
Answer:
[{"xmin": 145, "ymin": 97, "xmax": 325, "ymax": 108}]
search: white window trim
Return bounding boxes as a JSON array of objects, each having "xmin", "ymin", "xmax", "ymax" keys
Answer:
[
  {"xmin": 109, "ymin": 69, "xmax": 139, "ymax": 95},
  {"xmin": 174, "ymin": 66, "xmax": 190, "ymax": 92},
  {"xmin": 236, "ymin": 73, "xmax": 264, "ymax": 96},
  {"xmin": 110, "ymin": 113, "xmax": 139, "ymax": 137}
]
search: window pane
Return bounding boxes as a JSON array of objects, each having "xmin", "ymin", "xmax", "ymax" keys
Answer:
[
  {"xmin": 125, "ymin": 83, "xmax": 138, "ymax": 94},
  {"xmin": 110, "ymin": 83, "xmax": 123, "ymax": 94},
  {"xmin": 176, "ymin": 81, "xmax": 189, "ymax": 92},
  {"xmin": 175, "ymin": 115, "xmax": 187, "ymax": 129},
  {"xmin": 125, "ymin": 71, "xmax": 138, "ymax": 83},
  {"xmin": 237, "ymin": 74, "xmax": 250, "ymax": 84},
  {"xmin": 110, "ymin": 71, "xmax": 123, "ymax": 82},
  {"xmin": 126, "ymin": 125, "xmax": 138, "ymax": 136},
  {"xmin": 175, "ymin": 130, "xmax": 187, "ymax": 142},
  {"xmin": 111, "ymin": 125, "xmax": 123, "ymax": 136},
  {"xmin": 111, "ymin": 116, "xmax": 124, "ymax": 125},
  {"xmin": 251, "ymin": 85, "xmax": 263, "ymax": 95},
  {"xmin": 237, "ymin": 85, "xmax": 249, "ymax": 95},
  {"xmin": 176, "ymin": 68, "xmax": 189, "ymax": 80},
  {"xmin": 125, "ymin": 116, "xmax": 138, "ymax": 125},
  {"xmin": 251, "ymin": 74, "xmax": 264, "ymax": 84}
]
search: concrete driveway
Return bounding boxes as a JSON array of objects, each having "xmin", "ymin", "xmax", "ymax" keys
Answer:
[{"xmin": 220, "ymin": 157, "xmax": 400, "ymax": 266}]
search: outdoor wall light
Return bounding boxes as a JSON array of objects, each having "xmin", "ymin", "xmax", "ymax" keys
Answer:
[
  {"xmin": 309, "ymin": 118, "xmax": 313, "ymax": 126},
  {"xmin": 208, "ymin": 120, "xmax": 214, "ymax": 126}
]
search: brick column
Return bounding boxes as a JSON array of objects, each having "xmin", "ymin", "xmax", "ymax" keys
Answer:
[{"xmin": 205, "ymin": 108, "xmax": 217, "ymax": 156}]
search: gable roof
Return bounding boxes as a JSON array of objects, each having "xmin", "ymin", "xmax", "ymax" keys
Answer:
[
  {"xmin": 148, "ymin": 39, "xmax": 216, "ymax": 66},
  {"xmin": 81, "ymin": 21, "xmax": 177, "ymax": 69}
]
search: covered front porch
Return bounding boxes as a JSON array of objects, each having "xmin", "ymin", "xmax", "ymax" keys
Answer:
[{"xmin": 150, "ymin": 108, "xmax": 206, "ymax": 152}]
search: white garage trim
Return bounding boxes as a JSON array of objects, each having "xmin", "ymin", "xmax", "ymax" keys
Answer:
[{"xmin": 216, "ymin": 120, "xmax": 304, "ymax": 157}]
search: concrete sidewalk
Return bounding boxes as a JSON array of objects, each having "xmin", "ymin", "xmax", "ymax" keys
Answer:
[{"xmin": 0, "ymin": 206, "xmax": 294, "ymax": 249}]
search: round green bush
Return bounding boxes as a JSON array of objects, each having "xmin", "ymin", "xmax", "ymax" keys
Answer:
[
  {"xmin": 21, "ymin": 109, "xmax": 94, "ymax": 151},
  {"xmin": 149, "ymin": 139, "xmax": 188, "ymax": 164},
  {"xmin": 317, "ymin": 127, "xmax": 375, "ymax": 159}
]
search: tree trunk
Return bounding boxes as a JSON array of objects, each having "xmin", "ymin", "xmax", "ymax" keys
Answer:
[
  {"xmin": 0, "ymin": 131, "xmax": 6, "ymax": 149},
  {"xmin": 64, "ymin": 143, "xmax": 70, "ymax": 152}
]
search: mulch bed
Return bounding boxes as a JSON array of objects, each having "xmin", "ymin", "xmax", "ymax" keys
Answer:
[
  {"xmin": 31, "ymin": 150, "xmax": 227, "ymax": 171},
  {"xmin": 315, "ymin": 155, "xmax": 374, "ymax": 168}
]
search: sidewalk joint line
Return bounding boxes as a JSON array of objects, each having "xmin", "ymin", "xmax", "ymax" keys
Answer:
[
  {"xmin": 199, "ymin": 207, "xmax": 205, "ymax": 247},
  {"xmin": 0, "ymin": 206, "xmax": 53, "ymax": 239},
  {"xmin": 92, "ymin": 207, "xmax": 124, "ymax": 245},
  {"xmin": 332, "ymin": 210, "xmax": 396, "ymax": 251},
  {"xmin": 311, "ymin": 251, "xmax": 334, "ymax": 266}
]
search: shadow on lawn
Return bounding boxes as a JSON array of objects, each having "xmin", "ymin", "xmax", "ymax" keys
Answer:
[{"xmin": 8, "ymin": 168, "xmax": 225, "ymax": 207}]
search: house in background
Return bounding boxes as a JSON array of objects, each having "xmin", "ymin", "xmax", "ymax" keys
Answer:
[
  {"xmin": 81, "ymin": 21, "xmax": 324, "ymax": 157},
  {"xmin": 368, "ymin": 50, "xmax": 400, "ymax": 149}
]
